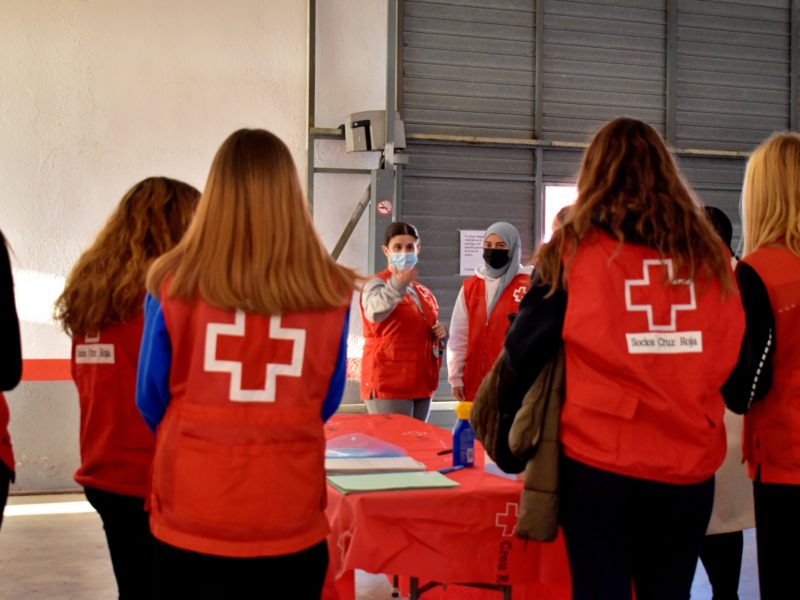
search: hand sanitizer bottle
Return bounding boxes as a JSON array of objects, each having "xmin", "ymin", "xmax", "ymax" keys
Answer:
[{"xmin": 452, "ymin": 401, "xmax": 475, "ymax": 468}]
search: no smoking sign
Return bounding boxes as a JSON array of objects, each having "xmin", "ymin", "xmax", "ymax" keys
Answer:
[{"xmin": 376, "ymin": 200, "xmax": 393, "ymax": 216}]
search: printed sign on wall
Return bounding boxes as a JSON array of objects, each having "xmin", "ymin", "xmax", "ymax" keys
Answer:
[{"xmin": 459, "ymin": 229, "xmax": 485, "ymax": 276}]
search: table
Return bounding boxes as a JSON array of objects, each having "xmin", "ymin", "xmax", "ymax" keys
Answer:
[{"xmin": 322, "ymin": 414, "xmax": 571, "ymax": 600}]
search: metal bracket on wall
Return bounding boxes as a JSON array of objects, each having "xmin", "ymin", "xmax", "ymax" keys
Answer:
[{"xmin": 306, "ymin": 0, "xmax": 403, "ymax": 271}]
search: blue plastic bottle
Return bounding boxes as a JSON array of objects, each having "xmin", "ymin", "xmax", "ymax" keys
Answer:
[{"xmin": 452, "ymin": 401, "xmax": 475, "ymax": 467}]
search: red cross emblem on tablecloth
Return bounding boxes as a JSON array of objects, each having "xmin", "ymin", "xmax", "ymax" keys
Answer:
[
  {"xmin": 337, "ymin": 529, "xmax": 353, "ymax": 565},
  {"xmin": 204, "ymin": 310, "xmax": 306, "ymax": 402},
  {"xmin": 495, "ymin": 502, "xmax": 519, "ymax": 537},
  {"xmin": 624, "ymin": 259, "xmax": 696, "ymax": 332}
]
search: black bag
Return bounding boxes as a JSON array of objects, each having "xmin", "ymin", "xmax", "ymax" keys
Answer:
[{"xmin": 471, "ymin": 351, "xmax": 529, "ymax": 474}]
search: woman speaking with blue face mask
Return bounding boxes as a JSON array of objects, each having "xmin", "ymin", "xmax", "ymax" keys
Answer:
[
  {"xmin": 359, "ymin": 222, "xmax": 447, "ymax": 421},
  {"xmin": 448, "ymin": 221, "xmax": 532, "ymax": 402}
]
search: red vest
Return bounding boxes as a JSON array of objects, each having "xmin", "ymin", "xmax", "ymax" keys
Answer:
[
  {"xmin": 151, "ymin": 293, "xmax": 347, "ymax": 557},
  {"xmin": 741, "ymin": 247, "xmax": 800, "ymax": 484},
  {"xmin": 72, "ymin": 317, "xmax": 153, "ymax": 497},
  {"xmin": 463, "ymin": 273, "xmax": 530, "ymax": 402},
  {"xmin": 360, "ymin": 270, "xmax": 441, "ymax": 399},
  {"xmin": 561, "ymin": 233, "xmax": 744, "ymax": 484},
  {"xmin": 0, "ymin": 393, "xmax": 13, "ymax": 476}
]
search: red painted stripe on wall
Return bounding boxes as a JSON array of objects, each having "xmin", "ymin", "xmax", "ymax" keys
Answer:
[{"xmin": 22, "ymin": 359, "xmax": 72, "ymax": 381}]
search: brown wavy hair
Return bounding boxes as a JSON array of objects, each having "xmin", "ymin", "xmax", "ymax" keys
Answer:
[
  {"xmin": 147, "ymin": 129, "xmax": 360, "ymax": 313},
  {"xmin": 535, "ymin": 117, "xmax": 733, "ymax": 294},
  {"xmin": 55, "ymin": 177, "xmax": 200, "ymax": 336},
  {"xmin": 742, "ymin": 132, "xmax": 800, "ymax": 257}
]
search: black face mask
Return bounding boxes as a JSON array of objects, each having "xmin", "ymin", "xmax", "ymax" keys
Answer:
[{"xmin": 483, "ymin": 248, "xmax": 510, "ymax": 269}]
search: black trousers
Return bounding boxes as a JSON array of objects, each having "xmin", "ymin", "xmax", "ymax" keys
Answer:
[
  {"xmin": 560, "ymin": 454, "xmax": 714, "ymax": 600},
  {"xmin": 83, "ymin": 486, "xmax": 155, "ymax": 600},
  {"xmin": 154, "ymin": 538, "xmax": 329, "ymax": 599},
  {"xmin": 699, "ymin": 531, "xmax": 743, "ymax": 600},
  {"xmin": 753, "ymin": 477, "xmax": 800, "ymax": 600},
  {"xmin": 0, "ymin": 462, "xmax": 10, "ymax": 531}
]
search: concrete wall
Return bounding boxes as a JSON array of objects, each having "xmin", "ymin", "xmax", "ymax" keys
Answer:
[{"xmin": 1, "ymin": 0, "xmax": 386, "ymax": 491}]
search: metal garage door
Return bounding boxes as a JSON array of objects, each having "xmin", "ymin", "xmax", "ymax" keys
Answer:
[
  {"xmin": 542, "ymin": 0, "xmax": 667, "ymax": 140},
  {"xmin": 676, "ymin": 0, "xmax": 791, "ymax": 151}
]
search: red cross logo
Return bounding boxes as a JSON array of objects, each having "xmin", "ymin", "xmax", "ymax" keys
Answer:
[
  {"xmin": 495, "ymin": 502, "xmax": 519, "ymax": 537},
  {"xmin": 204, "ymin": 310, "xmax": 306, "ymax": 402},
  {"xmin": 625, "ymin": 260, "xmax": 696, "ymax": 332},
  {"xmin": 75, "ymin": 332, "xmax": 115, "ymax": 364},
  {"xmin": 512, "ymin": 286, "xmax": 527, "ymax": 303}
]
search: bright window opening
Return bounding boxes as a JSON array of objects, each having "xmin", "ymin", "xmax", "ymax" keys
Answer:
[{"xmin": 543, "ymin": 185, "xmax": 578, "ymax": 243}]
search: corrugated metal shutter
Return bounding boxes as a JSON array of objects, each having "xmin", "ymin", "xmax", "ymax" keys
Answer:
[
  {"xmin": 676, "ymin": 0, "xmax": 791, "ymax": 151},
  {"xmin": 541, "ymin": 148, "xmax": 583, "ymax": 184},
  {"xmin": 678, "ymin": 155, "xmax": 747, "ymax": 250},
  {"xmin": 401, "ymin": 1, "xmax": 538, "ymax": 402},
  {"xmin": 542, "ymin": 0, "xmax": 666, "ymax": 141},
  {"xmin": 402, "ymin": 143, "xmax": 536, "ymax": 397},
  {"xmin": 402, "ymin": 0, "xmax": 535, "ymax": 137}
]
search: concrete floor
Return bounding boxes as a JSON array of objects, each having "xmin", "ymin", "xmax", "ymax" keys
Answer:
[{"xmin": 0, "ymin": 494, "xmax": 759, "ymax": 599}]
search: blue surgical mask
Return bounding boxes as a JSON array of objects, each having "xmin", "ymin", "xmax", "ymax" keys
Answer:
[{"xmin": 389, "ymin": 252, "xmax": 418, "ymax": 271}]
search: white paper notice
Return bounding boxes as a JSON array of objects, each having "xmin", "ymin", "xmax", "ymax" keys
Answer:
[{"xmin": 459, "ymin": 229, "xmax": 485, "ymax": 276}]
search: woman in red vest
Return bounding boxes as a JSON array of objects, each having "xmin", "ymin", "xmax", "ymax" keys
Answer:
[
  {"xmin": 137, "ymin": 129, "xmax": 359, "ymax": 599},
  {"xmin": 54, "ymin": 178, "xmax": 199, "ymax": 598},
  {"xmin": 360, "ymin": 221, "xmax": 446, "ymax": 421},
  {"xmin": 0, "ymin": 230, "xmax": 22, "ymax": 532},
  {"xmin": 447, "ymin": 221, "xmax": 531, "ymax": 402},
  {"xmin": 502, "ymin": 118, "xmax": 745, "ymax": 599},
  {"xmin": 725, "ymin": 132, "xmax": 800, "ymax": 599}
]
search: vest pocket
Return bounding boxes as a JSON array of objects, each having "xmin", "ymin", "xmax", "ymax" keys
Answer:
[
  {"xmin": 567, "ymin": 382, "xmax": 638, "ymax": 420},
  {"xmin": 154, "ymin": 425, "xmax": 325, "ymax": 548},
  {"xmin": 375, "ymin": 346, "xmax": 434, "ymax": 396}
]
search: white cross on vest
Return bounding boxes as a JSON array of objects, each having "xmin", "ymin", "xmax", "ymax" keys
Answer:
[
  {"xmin": 204, "ymin": 310, "xmax": 306, "ymax": 402},
  {"xmin": 625, "ymin": 259, "xmax": 696, "ymax": 332}
]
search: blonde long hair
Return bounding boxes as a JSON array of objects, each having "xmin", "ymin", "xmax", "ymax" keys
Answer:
[
  {"xmin": 55, "ymin": 177, "xmax": 200, "ymax": 336},
  {"xmin": 147, "ymin": 129, "xmax": 360, "ymax": 313},
  {"xmin": 536, "ymin": 117, "xmax": 733, "ymax": 294},
  {"xmin": 742, "ymin": 132, "xmax": 800, "ymax": 257}
]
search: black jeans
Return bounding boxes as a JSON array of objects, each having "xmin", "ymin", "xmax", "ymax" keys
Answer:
[
  {"xmin": 84, "ymin": 486, "xmax": 155, "ymax": 600},
  {"xmin": 560, "ymin": 454, "xmax": 714, "ymax": 600},
  {"xmin": 699, "ymin": 531, "xmax": 743, "ymax": 600},
  {"xmin": 753, "ymin": 477, "xmax": 800, "ymax": 600},
  {"xmin": 154, "ymin": 538, "xmax": 329, "ymax": 599}
]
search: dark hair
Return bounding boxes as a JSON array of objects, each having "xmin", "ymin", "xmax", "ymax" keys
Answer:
[
  {"xmin": 535, "ymin": 117, "xmax": 733, "ymax": 295},
  {"xmin": 704, "ymin": 206, "xmax": 733, "ymax": 253},
  {"xmin": 56, "ymin": 177, "xmax": 200, "ymax": 336},
  {"xmin": 383, "ymin": 221, "xmax": 419, "ymax": 246},
  {"xmin": 554, "ymin": 206, "xmax": 572, "ymax": 228}
]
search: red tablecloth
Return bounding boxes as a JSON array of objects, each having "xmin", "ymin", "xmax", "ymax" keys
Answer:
[{"xmin": 322, "ymin": 414, "xmax": 571, "ymax": 599}]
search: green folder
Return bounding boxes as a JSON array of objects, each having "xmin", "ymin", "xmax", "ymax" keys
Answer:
[{"xmin": 326, "ymin": 471, "xmax": 460, "ymax": 495}]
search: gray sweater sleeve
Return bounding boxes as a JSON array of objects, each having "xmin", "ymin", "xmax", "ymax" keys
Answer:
[{"xmin": 360, "ymin": 275, "xmax": 409, "ymax": 323}]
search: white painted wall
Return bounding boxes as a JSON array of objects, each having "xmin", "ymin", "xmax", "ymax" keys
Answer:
[
  {"xmin": 313, "ymin": 0, "xmax": 388, "ymax": 389},
  {"xmin": 313, "ymin": 0, "xmax": 387, "ymax": 273},
  {"xmin": 1, "ymin": 0, "xmax": 386, "ymax": 491}
]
